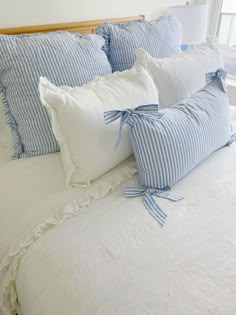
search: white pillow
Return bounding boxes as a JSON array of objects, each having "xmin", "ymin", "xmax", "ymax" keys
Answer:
[
  {"xmin": 39, "ymin": 66, "xmax": 159, "ymax": 187},
  {"xmin": 135, "ymin": 39, "xmax": 223, "ymax": 107},
  {"xmin": 230, "ymin": 105, "xmax": 236, "ymax": 121}
]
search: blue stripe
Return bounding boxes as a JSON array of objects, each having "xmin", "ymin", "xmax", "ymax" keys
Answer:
[
  {"xmin": 96, "ymin": 16, "xmax": 182, "ymax": 72},
  {"xmin": 0, "ymin": 32, "xmax": 112, "ymax": 158}
]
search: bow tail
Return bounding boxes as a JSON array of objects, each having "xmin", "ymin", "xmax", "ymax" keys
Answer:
[
  {"xmin": 226, "ymin": 132, "xmax": 236, "ymax": 146},
  {"xmin": 125, "ymin": 187, "xmax": 183, "ymax": 226},
  {"xmin": 156, "ymin": 191, "xmax": 184, "ymax": 202},
  {"xmin": 144, "ymin": 193, "xmax": 167, "ymax": 226},
  {"xmin": 125, "ymin": 187, "xmax": 146, "ymax": 198}
]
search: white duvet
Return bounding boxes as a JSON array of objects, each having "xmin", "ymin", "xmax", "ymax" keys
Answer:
[
  {"xmin": 0, "ymin": 116, "xmax": 236, "ymax": 315},
  {"xmin": 0, "ymin": 153, "xmax": 137, "ymax": 315},
  {"xmin": 16, "ymin": 142, "xmax": 236, "ymax": 315}
]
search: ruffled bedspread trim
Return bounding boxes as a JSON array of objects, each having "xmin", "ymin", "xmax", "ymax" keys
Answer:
[{"xmin": 0, "ymin": 159, "xmax": 137, "ymax": 315}]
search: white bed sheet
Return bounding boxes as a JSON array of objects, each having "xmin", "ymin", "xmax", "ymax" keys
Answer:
[{"xmin": 14, "ymin": 141, "xmax": 236, "ymax": 315}]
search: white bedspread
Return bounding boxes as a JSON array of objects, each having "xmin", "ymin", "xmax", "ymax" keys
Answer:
[
  {"xmin": 14, "ymin": 142, "xmax": 236, "ymax": 315},
  {"xmin": 0, "ymin": 153, "xmax": 78, "ymax": 260},
  {"xmin": 0, "ymin": 153, "xmax": 136, "ymax": 315},
  {"xmin": 0, "ymin": 151, "xmax": 10, "ymax": 169},
  {"xmin": 0, "ymin": 117, "xmax": 236, "ymax": 315}
]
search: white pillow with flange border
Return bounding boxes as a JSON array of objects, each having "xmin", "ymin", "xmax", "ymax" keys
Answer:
[
  {"xmin": 135, "ymin": 38, "xmax": 223, "ymax": 108},
  {"xmin": 230, "ymin": 105, "xmax": 236, "ymax": 122},
  {"xmin": 39, "ymin": 66, "xmax": 159, "ymax": 187}
]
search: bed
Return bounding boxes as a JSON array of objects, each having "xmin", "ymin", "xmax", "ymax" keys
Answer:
[{"xmin": 0, "ymin": 17, "xmax": 236, "ymax": 315}]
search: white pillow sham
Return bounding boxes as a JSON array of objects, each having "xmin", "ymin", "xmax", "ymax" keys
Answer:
[
  {"xmin": 135, "ymin": 39, "xmax": 223, "ymax": 107},
  {"xmin": 39, "ymin": 66, "xmax": 159, "ymax": 187},
  {"xmin": 230, "ymin": 105, "xmax": 236, "ymax": 121}
]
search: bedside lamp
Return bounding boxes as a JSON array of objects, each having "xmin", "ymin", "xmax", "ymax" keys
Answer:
[{"xmin": 168, "ymin": 2, "xmax": 208, "ymax": 50}]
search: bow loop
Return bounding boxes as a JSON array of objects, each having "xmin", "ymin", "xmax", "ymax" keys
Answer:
[
  {"xmin": 205, "ymin": 68, "xmax": 227, "ymax": 93},
  {"xmin": 125, "ymin": 187, "xmax": 183, "ymax": 226},
  {"xmin": 216, "ymin": 68, "xmax": 226, "ymax": 80},
  {"xmin": 104, "ymin": 104, "xmax": 160, "ymax": 148}
]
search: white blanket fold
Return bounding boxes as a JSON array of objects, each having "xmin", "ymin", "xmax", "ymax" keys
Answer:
[{"xmin": 0, "ymin": 155, "xmax": 137, "ymax": 315}]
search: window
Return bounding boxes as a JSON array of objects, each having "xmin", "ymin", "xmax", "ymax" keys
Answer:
[
  {"xmin": 218, "ymin": 1, "xmax": 236, "ymax": 46},
  {"xmin": 217, "ymin": 0, "xmax": 236, "ymax": 77}
]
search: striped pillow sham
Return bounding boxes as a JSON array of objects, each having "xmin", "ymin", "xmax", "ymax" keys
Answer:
[
  {"xmin": 96, "ymin": 16, "xmax": 182, "ymax": 72},
  {"xmin": 0, "ymin": 32, "xmax": 112, "ymax": 158},
  {"xmin": 104, "ymin": 69, "xmax": 233, "ymax": 225}
]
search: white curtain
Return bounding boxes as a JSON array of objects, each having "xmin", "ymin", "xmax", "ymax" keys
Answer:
[{"xmin": 207, "ymin": 0, "xmax": 223, "ymax": 36}]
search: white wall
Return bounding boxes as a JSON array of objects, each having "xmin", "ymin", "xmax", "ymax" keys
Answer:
[
  {"xmin": 195, "ymin": 0, "xmax": 222, "ymax": 36},
  {"xmin": 0, "ymin": 0, "xmax": 195, "ymax": 28}
]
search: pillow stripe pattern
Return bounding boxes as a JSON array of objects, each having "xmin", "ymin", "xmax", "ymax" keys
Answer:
[
  {"xmin": 104, "ymin": 69, "xmax": 234, "ymax": 225},
  {"xmin": 96, "ymin": 16, "xmax": 182, "ymax": 72},
  {"xmin": 104, "ymin": 104, "xmax": 183, "ymax": 225},
  {"xmin": 0, "ymin": 32, "xmax": 112, "ymax": 158}
]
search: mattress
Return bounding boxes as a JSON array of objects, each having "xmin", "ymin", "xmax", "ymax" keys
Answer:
[{"xmin": 0, "ymin": 114, "xmax": 236, "ymax": 315}]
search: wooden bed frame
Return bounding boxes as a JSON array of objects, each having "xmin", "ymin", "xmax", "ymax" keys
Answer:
[{"xmin": 0, "ymin": 16, "xmax": 144, "ymax": 35}]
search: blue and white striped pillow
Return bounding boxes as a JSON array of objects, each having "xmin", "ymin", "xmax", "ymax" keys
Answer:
[
  {"xmin": 105, "ymin": 69, "xmax": 234, "ymax": 225},
  {"xmin": 0, "ymin": 32, "xmax": 112, "ymax": 158},
  {"xmin": 96, "ymin": 16, "xmax": 182, "ymax": 72}
]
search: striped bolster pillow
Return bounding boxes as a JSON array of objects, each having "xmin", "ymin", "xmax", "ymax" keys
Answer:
[{"xmin": 104, "ymin": 69, "xmax": 235, "ymax": 226}]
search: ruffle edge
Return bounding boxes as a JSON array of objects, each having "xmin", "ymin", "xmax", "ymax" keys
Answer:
[{"xmin": 0, "ymin": 159, "xmax": 137, "ymax": 315}]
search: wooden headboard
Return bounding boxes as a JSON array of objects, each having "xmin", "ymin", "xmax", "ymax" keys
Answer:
[{"xmin": 0, "ymin": 16, "xmax": 144, "ymax": 35}]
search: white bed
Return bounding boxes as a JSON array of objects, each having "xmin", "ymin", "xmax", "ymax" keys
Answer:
[
  {"xmin": 1, "ymin": 18, "xmax": 236, "ymax": 315},
  {"xmin": 0, "ymin": 116, "xmax": 235, "ymax": 315}
]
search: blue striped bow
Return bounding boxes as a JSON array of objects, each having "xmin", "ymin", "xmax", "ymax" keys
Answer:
[
  {"xmin": 104, "ymin": 104, "xmax": 161, "ymax": 148},
  {"xmin": 206, "ymin": 68, "xmax": 227, "ymax": 93},
  {"xmin": 125, "ymin": 187, "xmax": 183, "ymax": 226}
]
